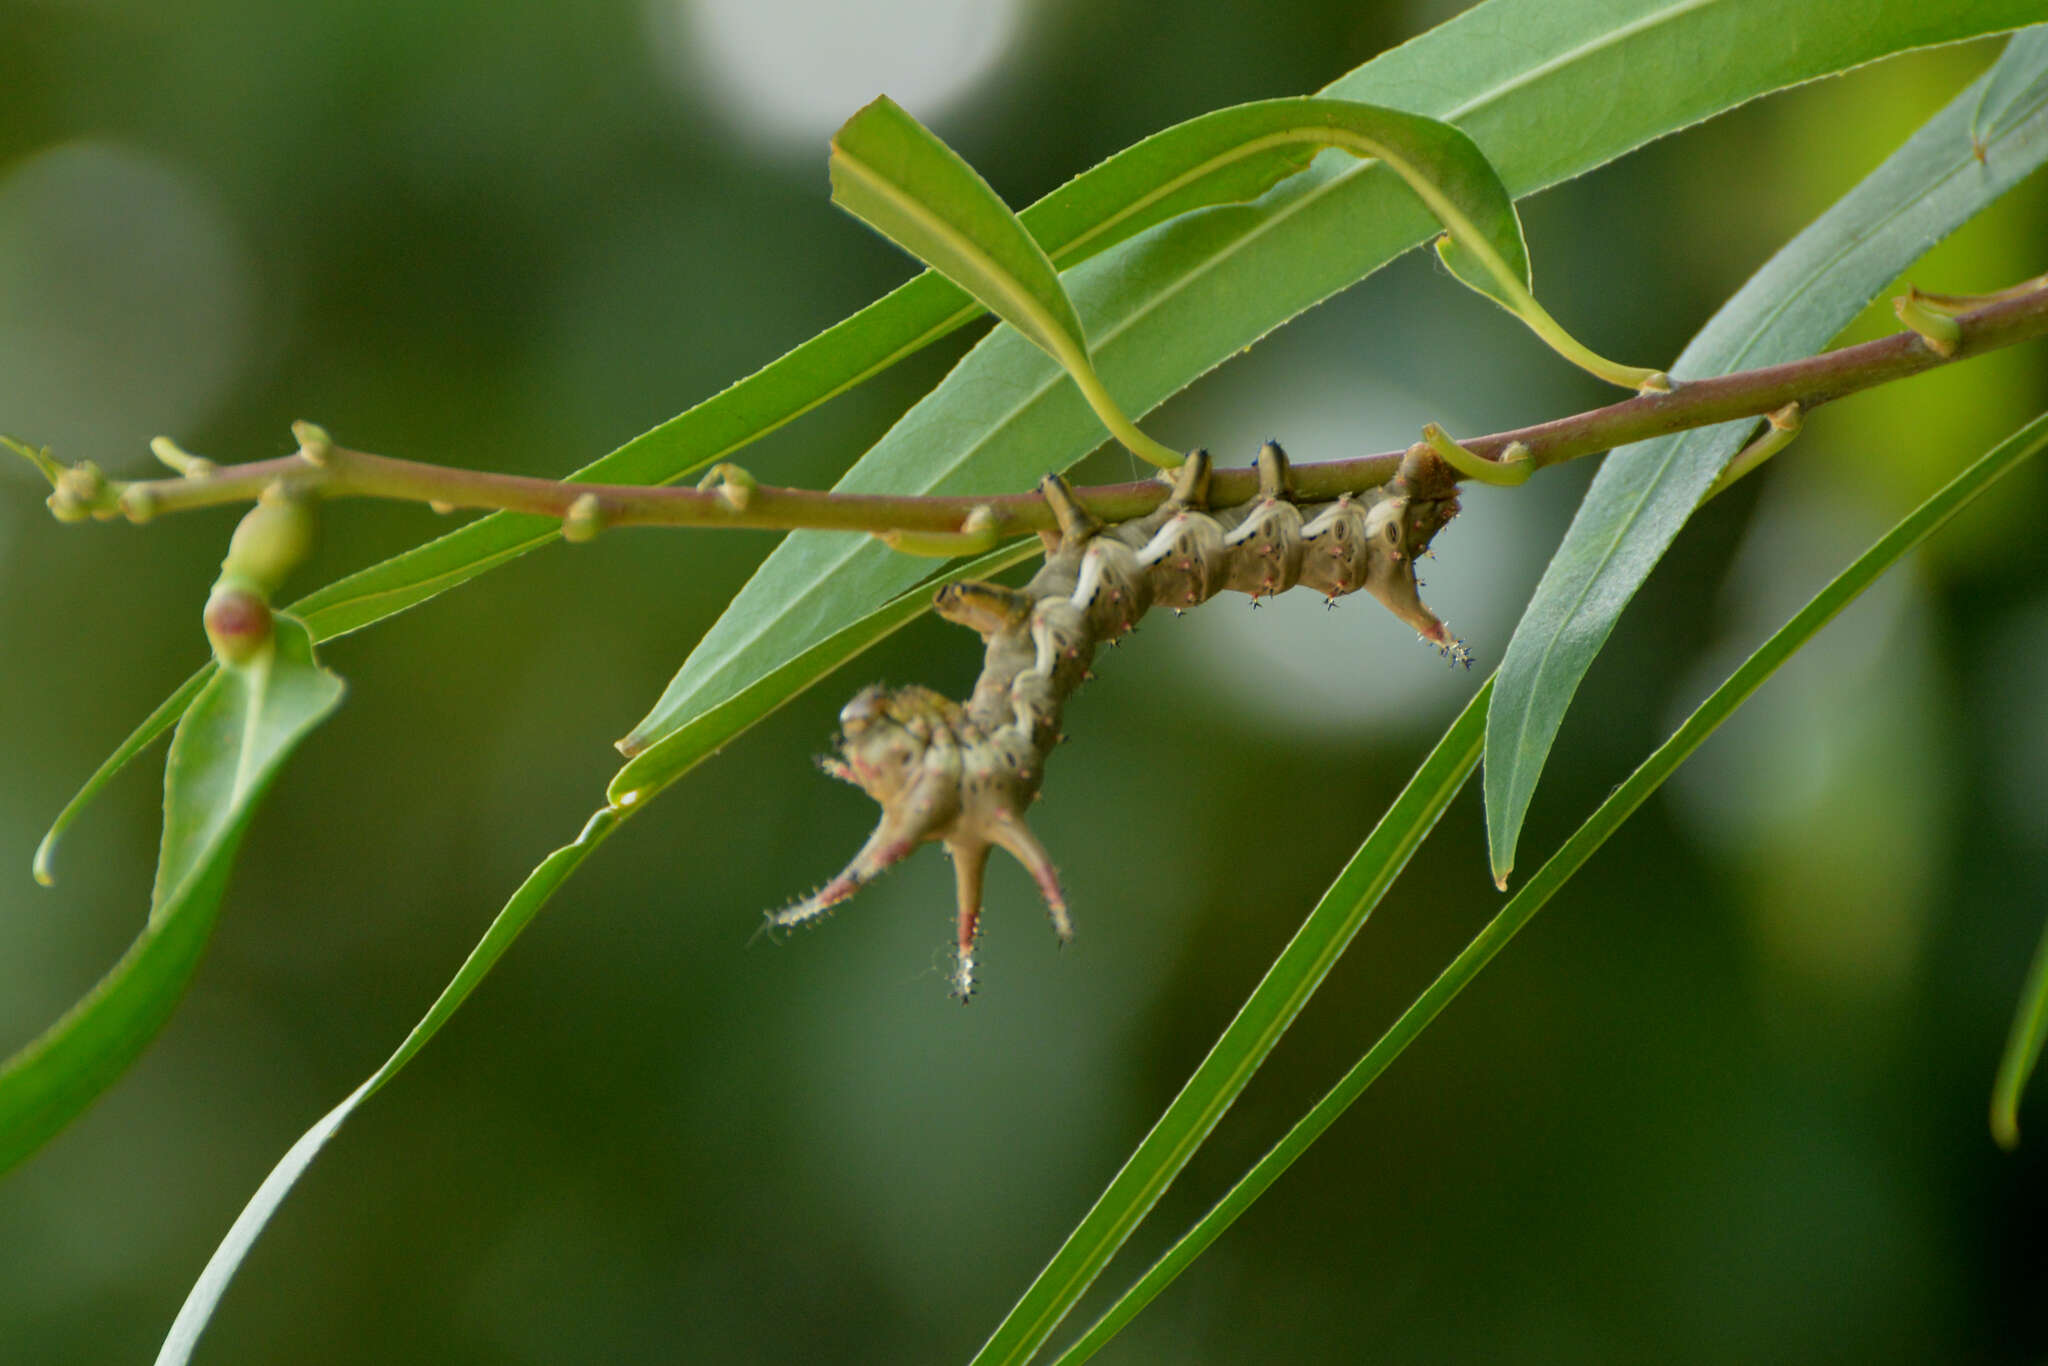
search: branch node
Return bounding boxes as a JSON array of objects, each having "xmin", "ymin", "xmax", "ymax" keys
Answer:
[
  {"xmin": 698, "ymin": 462, "xmax": 756, "ymax": 512},
  {"xmin": 150, "ymin": 436, "xmax": 216, "ymax": 479},
  {"xmin": 1893, "ymin": 287, "xmax": 1961, "ymax": 357},
  {"xmin": 563, "ymin": 493, "xmax": 605, "ymax": 543},
  {"xmin": 291, "ymin": 421, "xmax": 336, "ymax": 467}
]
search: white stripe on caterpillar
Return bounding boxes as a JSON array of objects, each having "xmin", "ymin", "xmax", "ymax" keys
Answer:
[{"xmin": 768, "ymin": 443, "xmax": 1466, "ymax": 998}]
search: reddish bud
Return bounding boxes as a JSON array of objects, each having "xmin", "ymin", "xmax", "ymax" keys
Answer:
[{"xmin": 204, "ymin": 585, "xmax": 274, "ymax": 665}]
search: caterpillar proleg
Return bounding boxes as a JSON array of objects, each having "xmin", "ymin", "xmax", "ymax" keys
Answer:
[{"xmin": 770, "ymin": 444, "xmax": 1466, "ymax": 997}]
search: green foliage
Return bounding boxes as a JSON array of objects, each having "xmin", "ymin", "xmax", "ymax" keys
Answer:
[
  {"xmin": 5, "ymin": 2, "xmax": 2048, "ymax": 1362},
  {"xmin": 1484, "ymin": 31, "xmax": 2048, "ymax": 884},
  {"xmin": 623, "ymin": 0, "xmax": 2041, "ymax": 772},
  {"xmin": 1053, "ymin": 405, "xmax": 2048, "ymax": 1363},
  {"xmin": 0, "ymin": 620, "xmax": 342, "ymax": 1174}
]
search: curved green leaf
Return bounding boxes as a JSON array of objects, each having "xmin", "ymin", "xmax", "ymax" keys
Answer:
[
  {"xmin": 831, "ymin": 98, "xmax": 1181, "ymax": 470},
  {"xmin": 1053, "ymin": 407, "xmax": 2048, "ymax": 1366},
  {"xmin": 1483, "ymin": 31, "xmax": 2048, "ymax": 886},
  {"xmin": 970, "ymin": 680, "xmax": 1489, "ymax": 1366},
  {"xmin": 622, "ymin": 0, "xmax": 2047, "ymax": 765},
  {"xmin": 828, "ymin": 94, "xmax": 1647, "ymax": 467},
  {"xmin": 32, "ymin": 669, "xmax": 209, "ymax": 886},
  {"xmin": 1992, "ymin": 905, "xmax": 2048, "ymax": 1149},
  {"xmin": 0, "ymin": 619, "xmax": 344, "ymax": 1173},
  {"xmin": 155, "ymin": 804, "xmax": 620, "ymax": 1366},
  {"xmin": 831, "ymin": 96, "xmax": 1093, "ymax": 396}
]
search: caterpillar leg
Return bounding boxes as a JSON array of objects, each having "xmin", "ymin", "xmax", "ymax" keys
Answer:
[
  {"xmin": 767, "ymin": 814, "xmax": 922, "ymax": 930},
  {"xmin": 946, "ymin": 837, "xmax": 992, "ymax": 1000},
  {"xmin": 987, "ymin": 811, "xmax": 1071, "ymax": 942}
]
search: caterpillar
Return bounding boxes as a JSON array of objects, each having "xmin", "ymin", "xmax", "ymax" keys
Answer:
[{"xmin": 770, "ymin": 442, "xmax": 1466, "ymax": 998}]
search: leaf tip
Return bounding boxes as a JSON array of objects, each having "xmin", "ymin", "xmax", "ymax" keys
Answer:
[
  {"xmin": 1992, "ymin": 1104, "xmax": 2020, "ymax": 1151},
  {"xmin": 31, "ymin": 837, "xmax": 57, "ymax": 887},
  {"xmin": 1491, "ymin": 865, "xmax": 1511, "ymax": 893}
]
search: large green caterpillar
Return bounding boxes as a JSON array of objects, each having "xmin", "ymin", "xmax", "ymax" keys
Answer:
[{"xmin": 771, "ymin": 444, "xmax": 1466, "ymax": 997}]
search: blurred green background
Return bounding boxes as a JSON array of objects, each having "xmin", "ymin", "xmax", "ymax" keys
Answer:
[{"xmin": 4, "ymin": 1, "xmax": 2047, "ymax": 1361}]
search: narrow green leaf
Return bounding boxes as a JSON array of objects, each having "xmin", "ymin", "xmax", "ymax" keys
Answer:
[
  {"xmin": 625, "ymin": 0, "xmax": 2046, "ymax": 771},
  {"xmin": 828, "ymin": 94, "xmax": 1628, "ymax": 466},
  {"xmin": 32, "ymin": 669, "xmax": 209, "ymax": 885},
  {"xmin": 156, "ymin": 804, "xmax": 621, "ymax": 1366},
  {"xmin": 1483, "ymin": 34, "xmax": 2048, "ymax": 886},
  {"xmin": 605, "ymin": 538, "xmax": 1039, "ymax": 804},
  {"xmin": 830, "ymin": 98, "xmax": 1181, "ymax": 470},
  {"xmin": 1055, "ymin": 408, "xmax": 2048, "ymax": 1366},
  {"xmin": 0, "ymin": 619, "xmax": 344, "ymax": 1174},
  {"xmin": 969, "ymin": 680, "xmax": 1489, "ymax": 1366},
  {"xmin": 831, "ymin": 96, "xmax": 1092, "ymax": 396},
  {"xmin": 1991, "ymin": 906, "xmax": 2048, "ymax": 1148}
]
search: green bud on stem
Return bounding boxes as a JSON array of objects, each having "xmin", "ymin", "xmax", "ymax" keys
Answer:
[
  {"xmin": 563, "ymin": 493, "xmax": 604, "ymax": 543},
  {"xmin": 221, "ymin": 483, "xmax": 317, "ymax": 594}
]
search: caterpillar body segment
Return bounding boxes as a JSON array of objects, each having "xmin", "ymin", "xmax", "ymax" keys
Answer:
[{"xmin": 774, "ymin": 444, "xmax": 1466, "ymax": 997}]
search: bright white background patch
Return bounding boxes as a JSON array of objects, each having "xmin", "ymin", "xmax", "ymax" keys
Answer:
[{"xmin": 648, "ymin": 0, "xmax": 1024, "ymax": 153}]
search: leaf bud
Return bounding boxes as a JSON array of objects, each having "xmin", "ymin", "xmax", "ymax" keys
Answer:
[
  {"xmin": 221, "ymin": 483, "xmax": 317, "ymax": 593},
  {"xmin": 203, "ymin": 583, "xmax": 274, "ymax": 666}
]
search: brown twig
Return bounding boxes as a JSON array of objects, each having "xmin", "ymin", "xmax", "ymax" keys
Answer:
[{"xmin": 32, "ymin": 278, "xmax": 2048, "ymax": 542}]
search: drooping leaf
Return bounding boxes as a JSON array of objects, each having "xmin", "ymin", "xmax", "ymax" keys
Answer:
[
  {"xmin": 155, "ymin": 804, "xmax": 620, "ymax": 1366},
  {"xmin": 0, "ymin": 619, "xmax": 343, "ymax": 1173},
  {"xmin": 623, "ymin": 0, "xmax": 2048, "ymax": 765},
  {"xmin": 1483, "ymin": 31, "xmax": 2048, "ymax": 886},
  {"xmin": 1049, "ymin": 407, "xmax": 2048, "ymax": 1365},
  {"xmin": 827, "ymin": 94, "xmax": 1646, "ymax": 468},
  {"xmin": 32, "ymin": 669, "xmax": 210, "ymax": 886},
  {"xmin": 1992, "ymin": 905, "xmax": 2048, "ymax": 1148},
  {"xmin": 830, "ymin": 96, "xmax": 1095, "ymax": 406}
]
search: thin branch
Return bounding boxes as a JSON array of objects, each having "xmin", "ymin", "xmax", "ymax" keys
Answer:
[{"xmin": 34, "ymin": 277, "xmax": 2048, "ymax": 541}]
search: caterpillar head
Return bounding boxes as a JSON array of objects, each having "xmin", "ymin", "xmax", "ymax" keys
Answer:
[{"xmin": 825, "ymin": 684, "xmax": 960, "ymax": 807}]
